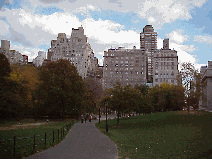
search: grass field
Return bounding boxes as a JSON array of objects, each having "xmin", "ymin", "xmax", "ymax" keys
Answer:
[
  {"xmin": 96, "ymin": 111, "xmax": 212, "ymax": 159},
  {"xmin": 0, "ymin": 119, "xmax": 77, "ymax": 159}
]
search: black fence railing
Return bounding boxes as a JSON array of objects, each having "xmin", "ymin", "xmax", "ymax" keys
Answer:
[{"xmin": 0, "ymin": 121, "xmax": 74, "ymax": 158}]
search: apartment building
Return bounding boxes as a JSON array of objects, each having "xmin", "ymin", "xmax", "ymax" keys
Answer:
[
  {"xmin": 199, "ymin": 61, "xmax": 212, "ymax": 111},
  {"xmin": 0, "ymin": 40, "xmax": 27, "ymax": 65},
  {"xmin": 140, "ymin": 25, "xmax": 157, "ymax": 83},
  {"xmin": 32, "ymin": 51, "xmax": 46, "ymax": 67},
  {"xmin": 48, "ymin": 27, "xmax": 95, "ymax": 78},
  {"xmin": 153, "ymin": 39, "xmax": 178, "ymax": 86},
  {"xmin": 103, "ymin": 46, "xmax": 147, "ymax": 89}
]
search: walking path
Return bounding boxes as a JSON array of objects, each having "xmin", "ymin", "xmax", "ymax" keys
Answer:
[{"xmin": 27, "ymin": 120, "xmax": 118, "ymax": 159}]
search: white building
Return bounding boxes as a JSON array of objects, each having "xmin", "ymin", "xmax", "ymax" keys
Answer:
[
  {"xmin": 153, "ymin": 39, "xmax": 178, "ymax": 86},
  {"xmin": 32, "ymin": 51, "xmax": 46, "ymax": 67},
  {"xmin": 199, "ymin": 61, "xmax": 212, "ymax": 111},
  {"xmin": 48, "ymin": 27, "xmax": 95, "ymax": 78},
  {"xmin": 0, "ymin": 40, "xmax": 27, "ymax": 65}
]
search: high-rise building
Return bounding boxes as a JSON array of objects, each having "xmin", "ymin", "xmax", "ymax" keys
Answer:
[
  {"xmin": 199, "ymin": 61, "xmax": 212, "ymax": 111},
  {"xmin": 140, "ymin": 25, "xmax": 157, "ymax": 83},
  {"xmin": 49, "ymin": 27, "xmax": 95, "ymax": 78},
  {"xmin": 153, "ymin": 39, "xmax": 178, "ymax": 86},
  {"xmin": 103, "ymin": 46, "xmax": 147, "ymax": 89}
]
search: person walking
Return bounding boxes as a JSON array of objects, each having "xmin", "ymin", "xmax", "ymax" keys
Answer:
[
  {"xmin": 85, "ymin": 115, "xmax": 87, "ymax": 123},
  {"xmin": 89, "ymin": 115, "xmax": 91, "ymax": 123},
  {"xmin": 81, "ymin": 114, "xmax": 84, "ymax": 123},
  {"xmin": 47, "ymin": 119, "xmax": 49, "ymax": 124}
]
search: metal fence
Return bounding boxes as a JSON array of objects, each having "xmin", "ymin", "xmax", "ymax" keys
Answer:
[{"xmin": 0, "ymin": 121, "xmax": 73, "ymax": 158}]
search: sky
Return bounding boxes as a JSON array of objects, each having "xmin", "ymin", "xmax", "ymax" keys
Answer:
[{"xmin": 0, "ymin": 0, "xmax": 211, "ymax": 70}]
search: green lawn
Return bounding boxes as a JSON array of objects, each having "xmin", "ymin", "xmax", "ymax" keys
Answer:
[
  {"xmin": 0, "ymin": 120, "xmax": 77, "ymax": 159},
  {"xmin": 96, "ymin": 111, "xmax": 212, "ymax": 159}
]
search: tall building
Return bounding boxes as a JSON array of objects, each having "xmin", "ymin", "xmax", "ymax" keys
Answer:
[
  {"xmin": 199, "ymin": 61, "xmax": 212, "ymax": 111},
  {"xmin": 103, "ymin": 46, "xmax": 147, "ymax": 89},
  {"xmin": 140, "ymin": 25, "xmax": 157, "ymax": 83},
  {"xmin": 153, "ymin": 39, "xmax": 178, "ymax": 86},
  {"xmin": 48, "ymin": 27, "xmax": 95, "ymax": 78}
]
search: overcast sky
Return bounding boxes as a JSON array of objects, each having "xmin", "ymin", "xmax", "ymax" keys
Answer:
[{"xmin": 0, "ymin": 0, "xmax": 211, "ymax": 70}]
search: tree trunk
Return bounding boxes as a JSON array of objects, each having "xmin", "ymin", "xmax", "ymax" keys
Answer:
[{"xmin": 117, "ymin": 110, "xmax": 120, "ymax": 126}]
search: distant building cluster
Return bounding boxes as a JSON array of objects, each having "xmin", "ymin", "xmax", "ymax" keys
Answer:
[
  {"xmin": 1, "ymin": 25, "xmax": 212, "ymax": 111},
  {"xmin": 0, "ymin": 40, "xmax": 28, "ymax": 65},
  {"xmin": 103, "ymin": 25, "xmax": 179, "ymax": 89}
]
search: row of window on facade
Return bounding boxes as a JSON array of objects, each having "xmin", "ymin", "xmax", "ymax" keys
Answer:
[
  {"xmin": 105, "ymin": 56, "xmax": 144, "ymax": 60},
  {"xmin": 155, "ymin": 79, "xmax": 175, "ymax": 83},
  {"xmin": 105, "ymin": 71, "xmax": 144, "ymax": 75},
  {"xmin": 105, "ymin": 52, "xmax": 144, "ymax": 56}
]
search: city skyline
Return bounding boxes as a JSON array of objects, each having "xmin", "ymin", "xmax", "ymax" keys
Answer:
[{"xmin": 0, "ymin": 0, "xmax": 211, "ymax": 70}]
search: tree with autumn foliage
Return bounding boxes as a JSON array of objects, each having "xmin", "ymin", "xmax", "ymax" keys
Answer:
[
  {"xmin": 0, "ymin": 53, "xmax": 24, "ymax": 120},
  {"xmin": 83, "ymin": 77, "xmax": 103, "ymax": 114},
  {"xmin": 9, "ymin": 64, "xmax": 40, "ymax": 116},
  {"xmin": 35, "ymin": 59, "xmax": 86, "ymax": 118}
]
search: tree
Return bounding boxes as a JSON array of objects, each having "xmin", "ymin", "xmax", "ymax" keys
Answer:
[
  {"xmin": 35, "ymin": 59, "xmax": 86, "ymax": 118},
  {"xmin": 0, "ymin": 53, "xmax": 11, "ymax": 80},
  {"xmin": 134, "ymin": 84, "xmax": 151, "ymax": 114},
  {"xmin": 9, "ymin": 64, "xmax": 40, "ymax": 116},
  {"xmin": 0, "ymin": 53, "xmax": 24, "ymax": 120},
  {"xmin": 180, "ymin": 62, "xmax": 199, "ymax": 114},
  {"xmin": 83, "ymin": 77, "xmax": 103, "ymax": 114}
]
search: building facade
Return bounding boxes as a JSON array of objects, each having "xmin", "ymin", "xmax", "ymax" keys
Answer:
[
  {"xmin": 48, "ymin": 27, "xmax": 95, "ymax": 78},
  {"xmin": 199, "ymin": 61, "xmax": 212, "ymax": 111},
  {"xmin": 103, "ymin": 47, "xmax": 147, "ymax": 89},
  {"xmin": 32, "ymin": 51, "xmax": 46, "ymax": 67},
  {"xmin": 153, "ymin": 39, "xmax": 178, "ymax": 86},
  {"xmin": 140, "ymin": 25, "xmax": 157, "ymax": 83},
  {"xmin": 0, "ymin": 40, "xmax": 27, "ymax": 65}
]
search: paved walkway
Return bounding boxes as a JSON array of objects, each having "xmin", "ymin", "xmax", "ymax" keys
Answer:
[{"xmin": 27, "ymin": 120, "xmax": 118, "ymax": 159}]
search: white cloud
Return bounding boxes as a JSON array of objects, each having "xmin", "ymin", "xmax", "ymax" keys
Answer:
[
  {"xmin": 165, "ymin": 29, "xmax": 189, "ymax": 45},
  {"xmin": 194, "ymin": 35, "xmax": 212, "ymax": 45},
  {"xmin": 24, "ymin": 0, "xmax": 207, "ymax": 28},
  {"xmin": 0, "ymin": 20, "xmax": 9, "ymax": 36}
]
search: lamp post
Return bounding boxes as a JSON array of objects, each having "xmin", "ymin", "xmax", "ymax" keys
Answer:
[
  {"xmin": 99, "ymin": 107, "xmax": 101, "ymax": 123},
  {"xmin": 105, "ymin": 102, "xmax": 108, "ymax": 133}
]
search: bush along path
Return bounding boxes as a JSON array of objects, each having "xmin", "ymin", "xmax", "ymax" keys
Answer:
[{"xmin": 27, "ymin": 120, "xmax": 118, "ymax": 159}]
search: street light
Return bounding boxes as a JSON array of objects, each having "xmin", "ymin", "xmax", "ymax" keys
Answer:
[
  {"xmin": 105, "ymin": 102, "xmax": 108, "ymax": 133},
  {"xmin": 99, "ymin": 107, "xmax": 101, "ymax": 123}
]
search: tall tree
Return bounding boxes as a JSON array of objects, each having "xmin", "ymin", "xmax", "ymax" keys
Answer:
[
  {"xmin": 9, "ymin": 64, "xmax": 40, "ymax": 115},
  {"xmin": 84, "ymin": 77, "xmax": 103, "ymax": 114},
  {"xmin": 35, "ymin": 59, "xmax": 86, "ymax": 118},
  {"xmin": 180, "ymin": 62, "xmax": 199, "ymax": 114},
  {"xmin": 0, "ymin": 53, "xmax": 23, "ymax": 120}
]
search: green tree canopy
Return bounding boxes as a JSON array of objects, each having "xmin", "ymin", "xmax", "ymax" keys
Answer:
[{"xmin": 35, "ymin": 59, "xmax": 86, "ymax": 118}]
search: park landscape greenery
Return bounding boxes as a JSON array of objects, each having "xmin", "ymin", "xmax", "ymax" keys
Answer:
[
  {"xmin": 0, "ymin": 53, "xmax": 211, "ymax": 158},
  {"xmin": 96, "ymin": 111, "xmax": 212, "ymax": 159}
]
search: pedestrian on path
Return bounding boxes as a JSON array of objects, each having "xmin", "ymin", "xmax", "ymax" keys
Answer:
[
  {"xmin": 89, "ymin": 115, "xmax": 91, "ymax": 123},
  {"xmin": 85, "ymin": 115, "xmax": 87, "ymax": 123},
  {"xmin": 47, "ymin": 119, "xmax": 49, "ymax": 124}
]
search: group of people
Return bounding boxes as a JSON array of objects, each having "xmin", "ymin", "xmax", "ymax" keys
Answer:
[{"xmin": 81, "ymin": 114, "xmax": 92, "ymax": 123}]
